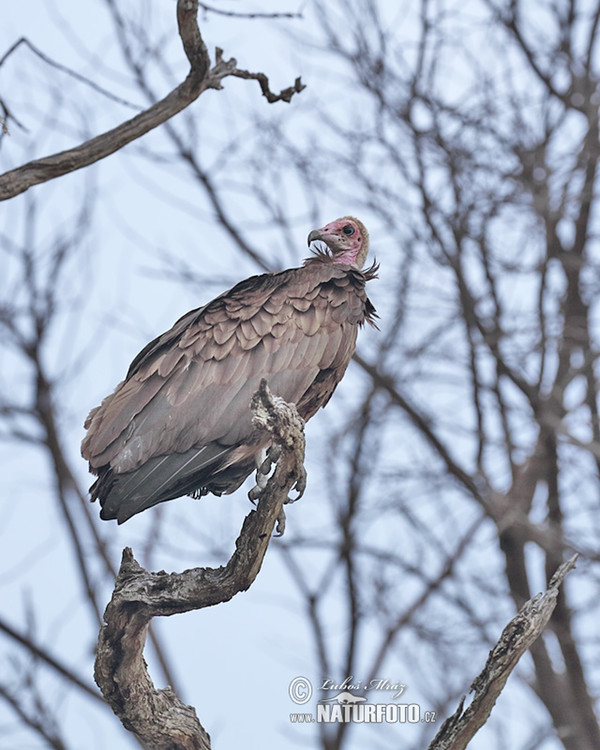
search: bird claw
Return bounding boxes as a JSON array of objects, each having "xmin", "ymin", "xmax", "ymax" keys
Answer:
[
  {"xmin": 249, "ymin": 381, "xmax": 307, "ymax": 534},
  {"xmin": 250, "ymin": 443, "xmax": 283, "ymax": 502},
  {"xmin": 273, "ymin": 457, "xmax": 306, "ymax": 533},
  {"xmin": 258, "ymin": 457, "xmax": 271, "ymax": 475},
  {"xmin": 248, "ymin": 472, "xmax": 268, "ymax": 504},
  {"xmin": 248, "ymin": 444, "xmax": 306, "ymax": 512},
  {"xmin": 286, "ymin": 465, "xmax": 307, "ymax": 504},
  {"xmin": 274, "ymin": 508, "xmax": 286, "ymax": 537},
  {"xmin": 258, "ymin": 444, "xmax": 282, "ymax": 475},
  {"xmin": 273, "ymin": 456, "xmax": 306, "ymax": 534}
]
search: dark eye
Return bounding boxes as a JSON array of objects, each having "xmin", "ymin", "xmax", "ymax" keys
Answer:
[{"xmin": 342, "ymin": 225, "xmax": 355, "ymax": 236}]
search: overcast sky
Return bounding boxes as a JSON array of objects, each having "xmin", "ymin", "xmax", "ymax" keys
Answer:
[{"xmin": 0, "ymin": 2, "xmax": 577, "ymax": 749}]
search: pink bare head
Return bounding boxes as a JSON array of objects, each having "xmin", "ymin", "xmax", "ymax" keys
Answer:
[{"xmin": 307, "ymin": 216, "xmax": 370, "ymax": 267}]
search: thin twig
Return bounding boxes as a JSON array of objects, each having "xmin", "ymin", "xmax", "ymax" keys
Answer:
[
  {"xmin": 199, "ymin": 2, "xmax": 302, "ymax": 19},
  {"xmin": 0, "ymin": 37, "xmax": 141, "ymax": 110},
  {"xmin": 0, "ymin": 615, "xmax": 102, "ymax": 703}
]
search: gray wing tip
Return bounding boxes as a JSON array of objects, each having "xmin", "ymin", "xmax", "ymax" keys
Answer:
[{"xmin": 92, "ymin": 443, "xmax": 252, "ymax": 522}]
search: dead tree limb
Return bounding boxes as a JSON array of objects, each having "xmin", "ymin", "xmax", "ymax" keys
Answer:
[
  {"xmin": 428, "ymin": 554, "xmax": 579, "ymax": 750},
  {"xmin": 94, "ymin": 381, "xmax": 306, "ymax": 750},
  {"xmin": 0, "ymin": 0, "xmax": 304, "ymax": 202}
]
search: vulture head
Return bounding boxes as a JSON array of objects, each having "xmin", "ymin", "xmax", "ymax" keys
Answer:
[{"xmin": 307, "ymin": 216, "xmax": 370, "ymax": 268}]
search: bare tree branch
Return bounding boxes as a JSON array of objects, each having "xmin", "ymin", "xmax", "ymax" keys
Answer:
[
  {"xmin": 231, "ymin": 67, "xmax": 306, "ymax": 103},
  {"xmin": 198, "ymin": 3, "xmax": 302, "ymax": 20},
  {"xmin": 0, "ymin": 615, "xmax": 102, "ymax": 704},
  {"xmin": 0, "ymin": 683, "xmax": 69, "ymax": 750},
  {"xmin": 94, "ymin": 381, "xmax": 306, "ymax": 749},
  {"xmin": 429, "ymin": 555, "xmax": 579, "ymax": 750},
  {"xmin": 0, "ymin": 37, "xmax": 140, "ymax": 110},
  {"xmin": 0, "ymin": 0, "xmax": 303, "ymax": 202}
]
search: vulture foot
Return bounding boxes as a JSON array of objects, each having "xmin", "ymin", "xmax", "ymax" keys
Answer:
[
  {"xmin": 249, "ymin": 444, "xmax": 283, "ymax": 503},
  {"xmin": 249, "ymin": 380, "xmax": 307, "ymax": 530},
  {"xmin": 289, "ymin": 463, "xmax": 307, "ymax": 501},
  {"xmin": 248, "ymin": 464, "xmax": 269, "ymax": 504},
  {"xmin": 273, "ymin": 462, "xmax": 307, "ymax": 537}
]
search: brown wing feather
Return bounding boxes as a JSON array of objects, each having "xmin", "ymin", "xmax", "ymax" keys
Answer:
[{"xmin": 82, "ymin": 262, "xmax": 376, "ymax": 517}]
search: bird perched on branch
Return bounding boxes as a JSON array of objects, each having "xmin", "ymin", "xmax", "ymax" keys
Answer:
[{"xmin": 82, "ymin": 217, "xmax": 378, "ymax": 523}]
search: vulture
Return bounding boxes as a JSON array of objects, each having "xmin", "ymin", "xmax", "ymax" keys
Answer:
[{"xmin": 81, "ymin": 216, "xmax": 377, "ymax": 523}]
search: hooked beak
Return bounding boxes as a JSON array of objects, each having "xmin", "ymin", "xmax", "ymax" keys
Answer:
[{"xmin": 307, "ymin": 229, "xmax": 322, "ymax": 246}]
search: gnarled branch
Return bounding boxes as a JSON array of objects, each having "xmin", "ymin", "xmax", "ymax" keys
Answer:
[{"xmin": 94, "ymin": 381, "xmax": 306, "ymax": 749}]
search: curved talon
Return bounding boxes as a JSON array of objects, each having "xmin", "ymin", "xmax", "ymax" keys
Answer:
[
  {"xmin": 283, "ymin": 466, "xmax": 307, "ymax": 505},
  {"xmin": 295, "ymin": 467, "xmax": 307, "ymax": 497},
  {"xmin": 274, "ymin": 508, "xmax": 286, "ymax": 537},
  {"xmin": 249, "ymin": 468, "xmax": 270, "ymax": 503}
]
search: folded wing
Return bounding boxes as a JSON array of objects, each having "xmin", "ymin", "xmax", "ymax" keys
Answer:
[{"xmin": 81, "ymin": 263, "xmax": 374, "ymax": 522}]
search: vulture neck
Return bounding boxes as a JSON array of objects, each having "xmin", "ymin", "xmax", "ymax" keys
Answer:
[
  {"xmin": 304, "ymin": 249, "xmax": 363, "ymax": 270},
  {"xmin": 334, "ymin": 249, "xmax": 359, "ymax": 265}
]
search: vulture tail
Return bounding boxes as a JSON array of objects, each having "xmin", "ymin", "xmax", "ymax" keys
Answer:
[{"xmin": 95, "ymin": 443, "xmax": 252, "ymax": 523}]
